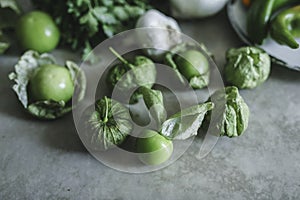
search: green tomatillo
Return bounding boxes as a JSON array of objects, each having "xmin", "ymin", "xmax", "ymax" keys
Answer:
[
  {"xmin": 82, "ymin": 97, "xmax": 132, "ymax": 151},
  {"xmin": 16, "ymin": 11, "xmax": 60, "ymax": 53},
  {"xmin": 224, "ymin": 46, "xmax": 271, "ymax": 89},
  {"xmin": 9, "ymin": 51, "xmax": 86, "ymax": 120},
  {"xmin": 106, "ymin": 47, "xmax": 156, "ymax": 104},
  {"xmin": 136, "ymin": 129, "xmax": 173, "ymax": 165},
  {"xmin": 175, "ymin": 49, "xmax": 209, "ymax": 80},
  {"xmin": 29, "ymin": 64, "xmax": 74, "ymax": 102},
  {"xmin": 165, "ymin": 43, "xmax": 211, "ymax": 89},
  {"xmin": 205, "ymin": 86, "xmax": 250, "ymax": 137}
]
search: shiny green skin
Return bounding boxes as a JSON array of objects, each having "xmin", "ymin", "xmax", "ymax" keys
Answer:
[
  {"xmin": 174, "ymin": 50, "xmax": 209, "ymax": 80},
  {"xmin": 270, "ymin": 5, "xmax": 300, "ymax": 48},
  {"xmin": 273, "ymin": 0, "xmax": 300, "ymax": 10},
  {"xmin": 247, "ymin": 0, "xmax": 276, "ymax": 44},
  {"xmin": 16, "ymin": 11, "xmax": 60, "ymax": 53},
  {"xmin": 247, "ymin": 0, "xmax": 300, "ymax": 44},
  {"xmin": 136, "ymin": 129, "xmax": 173, "ymax": 165},
  {"xmin": 29, "ymin": 64, "xmax": 74, "ymax": 102}
]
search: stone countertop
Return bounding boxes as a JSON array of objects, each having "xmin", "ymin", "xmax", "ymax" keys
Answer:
[{"xmin": 1, "ymin": 10, "xmax": 300, "ymax": 200}]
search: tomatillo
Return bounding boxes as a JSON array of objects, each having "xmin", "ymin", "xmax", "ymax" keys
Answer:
[
  {"xmin": 29, "ymin": 64, "xmax": 74, "ymax": 102},
  {"xmin": 16, "ymin": 11, "xmax": 60, "ymax": 53},
  {"xmin": 136, "ymin": 129, "xmax": 173, "ymax": 165},
  {"xmin": 175, "ymin": 49, "xmax": 209, "ymax": 80}
]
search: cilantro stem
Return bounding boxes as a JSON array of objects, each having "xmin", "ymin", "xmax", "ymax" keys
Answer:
[{"xmin": 109, "ymin": 47, "xmax": 133, "ymax": 69}]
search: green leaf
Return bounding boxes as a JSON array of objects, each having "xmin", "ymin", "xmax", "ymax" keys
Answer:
[
  {"xmin": 27, "ymin": 100, "xmax": 72, "ymax": 120},
  {"xmin": 139, "ymin": 86, "xmax": 167, "ymax": 127},
  {"xmin": 92, "ymin": 6, "xmax": 107, "ymax": 16},
  {"xmin": 92, "ymin": 7, "xmax": 117, "ymax": 24},
  {"xmin": 79, "ymin": 11, "xmax": 99, "ymax": 36},
  {"xmin": 124, "ymin": 5, "xmax": 145, "ymax": 18},
  {"xmin": 113, "ymin": 6, "xmax": 129, "ymax": 21},
  {"xmin": 189, "ymin": 73, "xmax": 210, "ymax": 89},
  {"xmin": 206, "ymin": 86, "xmax": 250, "ymax": 137},
  {"xmin": 65, "ymin": 60, "xmax": 87, "ymax": 103},
  {"xmin": 160, "ymin": 102, "xmax": 214, "ymax": 140},
  {"xmin": 128, "ymin": 90, "xmax": 143, "ymax": 104},
  {"xmin": 102, "ymin": 24, "xmax": 117, "ymax": 38},
  {"xmin": 76, "ymin": 0, "xmax": 84, "ymax": 7},
  {"xmin": 31, "ymin": 0, "xmax": 150, "ymax": 62},
  {"xmin": 165, "ymin": 52, "xmax": 185, "ymax": 84},
  {"xmin": 132, "ymin": 56, "xmax": 157, "ymax": 88},
  {"xmin": 100, "ymin": 0, "xmax": 114, "ymax": 7},
  {"xmin": 107, "ymin": 48, "xmax": 157, "ymax": 93},
  {"xmin": 8, "ymin": 51, "xmax": 56, "ymax": 108},
  {"xmin": 81, "ymin": 41, "xmax": 100, "ymax": 63}
]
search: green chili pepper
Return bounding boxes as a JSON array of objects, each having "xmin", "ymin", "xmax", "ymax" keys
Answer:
[
  {"xmin": 273, "ymin": 0, "xmax": 300, "ymax": 10},
  {"xmin": 247, "ymin": 0, "xmax": 300, "ymax": 44},
  {"xmin": 247, "ymin": 0, "xmax": 276, "ymax": 44},
  {"xmin": 270, "ymin": 5, "xmax": 300, "ymax": 48}
]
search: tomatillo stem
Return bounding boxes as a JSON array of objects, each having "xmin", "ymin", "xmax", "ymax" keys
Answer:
[
  {"xmin": 109, "ymin": 47, "xmax": 134, "ymax": 69},
  {"xmin": 103, "ymin": 96, "xmax": 109, "ymax": 123}
]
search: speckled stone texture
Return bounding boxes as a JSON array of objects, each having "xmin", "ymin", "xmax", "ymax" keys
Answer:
[{"xmin": 0, "ymin": 10, "xmax": 299, "ymax": 200}]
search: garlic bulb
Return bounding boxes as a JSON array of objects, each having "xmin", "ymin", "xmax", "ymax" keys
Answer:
[{"xmin": 135, "ymin": 9, "xmax": 182, "ymax": 60}]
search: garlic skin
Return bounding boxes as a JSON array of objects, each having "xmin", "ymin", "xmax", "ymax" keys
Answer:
[
  {"xmin": 135, "ymin": 9, "xmax": 182, "ymax": 60},
  {"xmin": 170, "ymin": 0, "xmax": 229, "ymax": 19}
]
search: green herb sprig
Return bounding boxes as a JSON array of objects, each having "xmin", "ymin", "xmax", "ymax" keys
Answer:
[{"xmin": 31, "ymin": 0, "xmax": 151, "ymax": 61}]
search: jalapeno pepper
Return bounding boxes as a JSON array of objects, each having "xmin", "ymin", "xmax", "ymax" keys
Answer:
[
  {"xmin": 247, "ymin": 0, "xmax": 300, "ymax": 44},
  {"xmin": 270, "ymin": 5, "xmax": 300, "ymax": 48},
  {"xmin": 247, "ymin": 0, "xmax": 276, "ymax": 44},
  {"xmin": 273, "ymin": 0, "xmax": 297, "ymax": 10}
]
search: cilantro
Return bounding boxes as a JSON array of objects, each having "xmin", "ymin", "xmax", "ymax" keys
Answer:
[
  {"xmin": 0, "ymin": 0, "xmax": 21, "ymax": 54},
  {"xmin": 32, "ymin": 0, "xmax": 151, "ymax": 62}
]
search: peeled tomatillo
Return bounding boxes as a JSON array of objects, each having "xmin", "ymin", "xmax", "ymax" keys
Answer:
[
  {"xmin": 29, "ymin": 64, "xmax": 74, "ymax": 102},
  {"xmin": 175, "ymin": 49, "xmax": 209, "ymax": 80},
  {"xmin": 16, "ymin": 11, "xmax": 60, "ymax": 53},
  {"xmin": 136, "ymin": 129, "xmax": 173, "ymax": 165}
]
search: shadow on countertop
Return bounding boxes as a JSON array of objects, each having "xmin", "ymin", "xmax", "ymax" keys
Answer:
[
  {"xmin": 271, "ymin": 64, "xmax": 300, "ymax": 83},
  {"xmin": 41, "ymin": 115, "xmax": 87, "ymax": 153}
]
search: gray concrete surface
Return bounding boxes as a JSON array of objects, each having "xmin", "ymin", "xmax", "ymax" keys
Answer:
[{"xmin": 1, "ymin": 10, "xmax": 300, "ymax": 200}]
